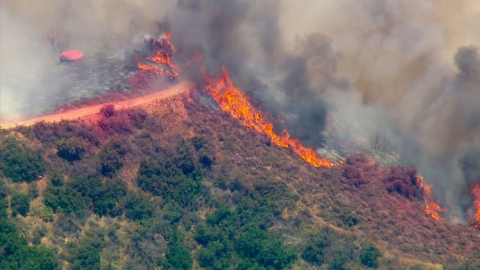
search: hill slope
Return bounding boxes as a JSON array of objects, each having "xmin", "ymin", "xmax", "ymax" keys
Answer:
[{"xmin": 0, "ymin": 89, "xmax": 479, "ymax": 270}]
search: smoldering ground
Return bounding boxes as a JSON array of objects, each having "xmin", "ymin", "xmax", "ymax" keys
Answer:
[{"xmin": 3, "ymin": 0, "xmax": 480, "ymax": 221}]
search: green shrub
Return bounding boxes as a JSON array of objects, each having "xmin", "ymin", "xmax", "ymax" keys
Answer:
[
  {"xmin": 163, "ymin": 201, "xmax": 183, "ymax": 223},
  {"xmin": 458, "ymin": 264, "xmax": 480, "ymax": 270},
  {"xmin": 360, "ymin": 244, "xmax": 381, "ymax": 268},
  {"xmin": 11, "ymin": 192, "xmax": 30, "ymax": 217},
  {"xmin": 99, "ymin": 149, "xmax": 123, "ymax": 177},
  {"xmin": 301, "ymin": 230, "xmax": 331, "ymax": 265},
  {"xmin": 257, "ymin": 238, "xmax": 297, "ymax": 270},
  {"xmin": 0, "ymin": 138, "xmax": 45, "ymax": 182},
  {"xmin": 331, "ymin": 250, "xmax": 348, "ymax": 270},
  {"xmin": 68, "ymin": 237, "xmax": 103, "ymax": 270},
  {"xmin": 44, "ymin": 180, "xmax": 88, "ymax": 215},
  {"xmin": 198, "ymin": 248, "xmax": 215, "ymax": 268},
  {"xmin": 137, "ymin": 139, "xmax": 204, "ymax": 209},
  {"xmin": 0, "ymin": 197, "xmax": 57, "ymax": 269},
  {"xmin": 163, "ymin": 240, "xmax": 193, "ymax": 270},
  {"xmin": 0, "ymin": 178, "xmax": 8, "ymax": 199},
  {"xmin": 30, "ymin": 206, "xmax": 55, "ymax": 222},
  {"xmin": 93, "ymin": 178, "xmax": 128, "ymax": 217},
  {"xmin": 124, "ymin": 192, "xmax": 153, "ymax": 221},
  {"xmin": 57, "ymin": 137, "xmax": 86, "ymax": 161}
]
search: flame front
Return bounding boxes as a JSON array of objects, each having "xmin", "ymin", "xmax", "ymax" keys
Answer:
[
  {"xmin": 203, "ymin": 67, "xmax": 333, "ymax": 168},
  {"xmin": 471, "ymin": 183, "xmax": 480, "ymax": 228},
  {"xmin": 418, "ymin": 177, "xmax": 445, "ymax": 221}
]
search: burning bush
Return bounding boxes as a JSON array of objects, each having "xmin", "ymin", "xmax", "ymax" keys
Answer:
[
  {"xmin": 382, "ymin": 167, "xmax": 423, "ymax": 201},
  {"xmin": 141, "ymin": 36, "xmax": 173, "ymax": 58}
]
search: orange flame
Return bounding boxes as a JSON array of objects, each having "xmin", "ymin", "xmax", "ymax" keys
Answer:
[
  {"xmin": 471, "ymin": 183, "xmax": 480, "ymax": 228},
  {"xmin": 419, "ymin": 177, "xmax": 445, "ymax": 221},
  {"xmin": 137, "ymin": 35, "xmax": 178, "ymax": 78},
  {"xmin": 203, "ymin": 67, "xmax": 333, "ymax": 168}
]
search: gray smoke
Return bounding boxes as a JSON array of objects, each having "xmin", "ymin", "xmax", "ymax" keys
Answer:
[{"xmin": 165, "ymin": 0, "xmax": 335, "ymax": 147}]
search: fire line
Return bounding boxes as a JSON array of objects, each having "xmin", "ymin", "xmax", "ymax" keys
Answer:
[{"xmin": 203, "ymin": 67, "xmax": 333, "ymax": 168}]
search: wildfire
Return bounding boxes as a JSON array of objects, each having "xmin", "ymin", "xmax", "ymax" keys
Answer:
[
  {"xmin": 471, "ymin": 183, "xmax": 480, "ymax": 228},
  {"xmin": 203, "ymin": 67, "xmax": 333, "ymax": 168},
  {"xmin": 137, "ymin": 35, "xmax": 179, "ymax": 79},
  {"xmin": 418, "ymin": 177, "xmax": 446, "ymax": 221}
]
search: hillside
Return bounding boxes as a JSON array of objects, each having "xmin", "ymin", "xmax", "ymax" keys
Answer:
[{"xmin": 0, "ymin": 89, "xmax": 479, "ymax": 270}]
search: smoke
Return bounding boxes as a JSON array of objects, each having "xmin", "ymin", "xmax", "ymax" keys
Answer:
[
  {"xmin": 1, "ymin": 0, "xmax": 174, "ymax": 116},
  {"xmin": 3, "ymin": 0, "xmax": 480, "ymax": 221}
]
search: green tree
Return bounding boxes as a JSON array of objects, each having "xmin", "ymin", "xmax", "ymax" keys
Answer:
[{"xmin": 11, "ymin": 192, "xmax": 30, "ymax": 217}]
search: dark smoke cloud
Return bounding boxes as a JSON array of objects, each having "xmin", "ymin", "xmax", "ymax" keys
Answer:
[{"xmin": 166, "ymin": 0, "xmax": 332, "ymax": 148}]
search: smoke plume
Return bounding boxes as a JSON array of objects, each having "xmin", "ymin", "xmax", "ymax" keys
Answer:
[{"xmin": 2, "ymin": 0, "xmax": 480, "ymax": 221}]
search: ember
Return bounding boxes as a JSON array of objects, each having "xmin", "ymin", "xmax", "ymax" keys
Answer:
[{"xmin": 203, "ymin": 67, "xmax": 333, "ymax": 168}]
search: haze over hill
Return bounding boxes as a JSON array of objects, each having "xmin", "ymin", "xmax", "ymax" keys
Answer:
[{"xmin": 2, "ymin": 1, "xmax": 480, "ymax": 269}]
